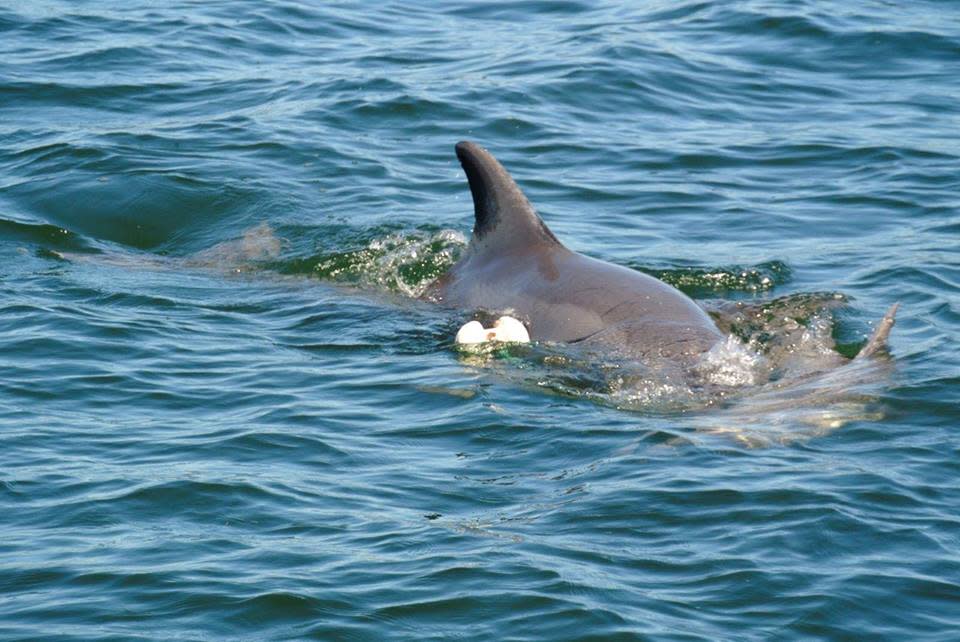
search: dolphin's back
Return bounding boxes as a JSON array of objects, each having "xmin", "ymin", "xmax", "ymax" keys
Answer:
[{"xmin": 435, "ymin": 242, "xmax": 721, "ymax": 356}]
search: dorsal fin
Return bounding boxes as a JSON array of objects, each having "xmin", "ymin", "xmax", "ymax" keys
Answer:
[{"xmin": 455, "ymin": 141, "xmax": 562, "ymax": 250}]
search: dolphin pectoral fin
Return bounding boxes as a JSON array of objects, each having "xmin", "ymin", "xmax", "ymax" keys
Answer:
[
  {"xmin": 856, "ymin": 302, "xmax": 899, "ymax": 359},
  {"xmin": 455, "ymin": 141, "xmax": 563, "ymax": 250}
]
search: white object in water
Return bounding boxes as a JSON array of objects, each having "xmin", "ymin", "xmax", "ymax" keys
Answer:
[
  {"xmin": 492, "ymin": 316, "xmax": 530, "ymax": 342},
  {"xmin": 455, "ymin": 316, "xmax": 530, "ymax": 345},
  {"xmin": 455, "ymin": 320, "xmax": 489, "ymax": 344}
]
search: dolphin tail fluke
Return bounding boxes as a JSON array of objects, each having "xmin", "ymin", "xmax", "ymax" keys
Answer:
[{"xmin": 856, "ymin": 303, "xmax": 899, "ymax": 359}]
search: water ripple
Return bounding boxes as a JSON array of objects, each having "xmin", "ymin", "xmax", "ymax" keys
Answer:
[{"xmin": 1, "ymin": 0, "xmax": 959, "ymax": 640}]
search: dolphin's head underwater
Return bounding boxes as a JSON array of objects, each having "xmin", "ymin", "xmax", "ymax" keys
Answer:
[{"xmin": 424, "ymin": 141, "xmax": 896, "ymax": 376}]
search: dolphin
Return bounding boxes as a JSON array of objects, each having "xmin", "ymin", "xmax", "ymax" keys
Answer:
[
  {"xmin": 424, "ymin": 141, "xmax": 725, "ymax": 371},
  {"xmin": 424, "ymin": 141, "xmax": 896, "ymax": 373}
]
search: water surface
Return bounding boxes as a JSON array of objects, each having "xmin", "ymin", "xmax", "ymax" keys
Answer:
[{"xmin": 1, "ymin": 1, "xmax": 959, "ymax": 640}]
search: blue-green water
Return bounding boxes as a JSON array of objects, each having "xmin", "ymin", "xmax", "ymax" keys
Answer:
[{"xmin": 2, "ymin": 1, "xmax": 959, "ymax": 639}]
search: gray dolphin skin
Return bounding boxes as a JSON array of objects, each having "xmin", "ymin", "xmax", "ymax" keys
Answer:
[{"xmin": 425, "ymin": 141, "xmax": 726, "ymax": 367}]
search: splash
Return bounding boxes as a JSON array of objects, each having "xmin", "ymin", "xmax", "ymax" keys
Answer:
[
  {"xmin": 694, "ymin": 355, "xmax": 893, "ymax": 447},
  {"xmin": 458, "ymin": 290, "xmax": 894, "ymax": 442},
  {"xmin": 279, "ymin": 228, "xmax": 466, "ymax": 297},
  {"xmin": 694, "ymin": 334, "xmax": 768, "ymax": 387},
  {"xmin": 706, "ymin": 293, "xmax": 851, "ymax": 377}
]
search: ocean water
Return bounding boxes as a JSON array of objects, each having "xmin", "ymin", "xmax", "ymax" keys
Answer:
[{"xmin": 1, "ymin": 1, "xmax": 959, "ymax": 640}]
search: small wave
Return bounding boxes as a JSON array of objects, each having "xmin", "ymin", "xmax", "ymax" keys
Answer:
[
  {"xmin": 276, "ymin": 228, "xmax": 466, "ymax": 297},
  {"xmin": 642, "ymin": 261, "xmax": 790, "ymax": 297},
  {"xmin": 0, "ymin": 216, "xmax": 96, "ymax": 252}
]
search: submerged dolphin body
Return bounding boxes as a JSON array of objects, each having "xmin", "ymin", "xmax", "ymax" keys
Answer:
[
  {"xmin": 425, "ymin": 141, "xmax": 896, "ymax": 374},
  {"xmin": 425, "ymin": 141, "xmax": 725, "ymax": 370}
]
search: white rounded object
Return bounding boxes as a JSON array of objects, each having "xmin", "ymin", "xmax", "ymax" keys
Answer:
[
  {"xmin": 493, "ymin": 316, "xmax": 530, "ymax": 343},
  {"xmin": 455, "ymin": 320, "xmax": 488, "ymax": 345}
]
